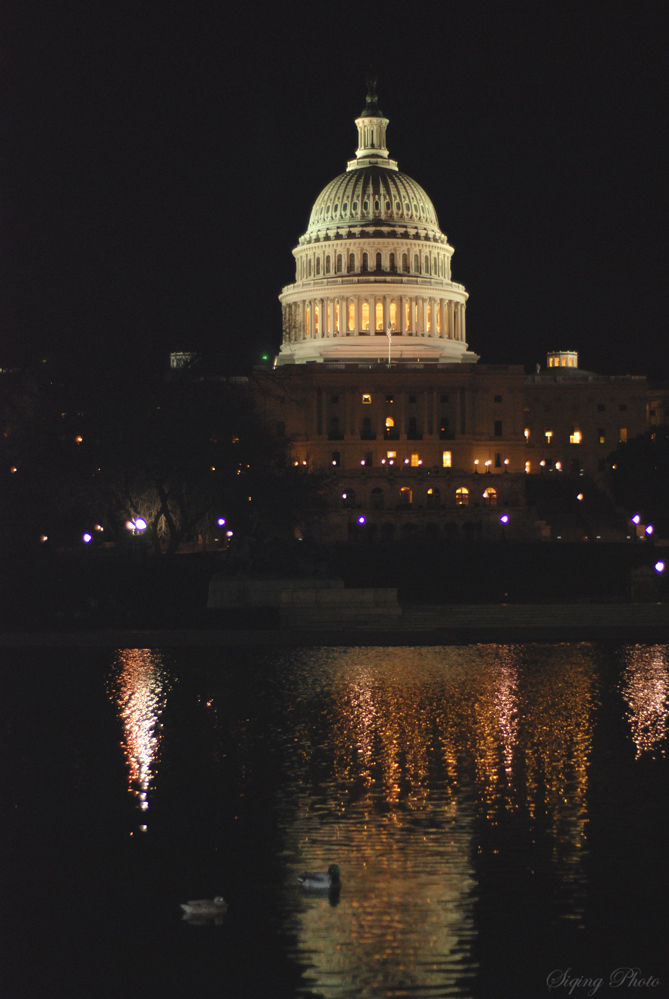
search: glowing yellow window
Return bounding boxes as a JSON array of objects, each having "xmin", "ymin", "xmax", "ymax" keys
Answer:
[
  {"xmin": 410, "ymin": 453, "xmax": 420, "ymax": 467},
  {"xmin": 314, "ymin": 304, "xmax": 320, "ymax": 335},
  {"xmin": 436, "ymin": 308, "xmax": 441, "ymax": 334},
  {"xmin": 399, "ymin": 486, "xmax": 412, "ymax": 505},
  {"xmin": 305, "ymin": 307, "xmax": 310, "ymax": 338},
  {"xmin": 619, "ymin": 427, "xmax": 627, "ymax": 443},
  {"xmin": 335, "ymin": 302, "xmax": 340, "ymax": 333},
  {"xmin": 426, "ymin": 304, "xmax": 431, "ymax": 333},
  {"xmin": 389, "ymin": 301, "xmax": 397, "ymax": 330},
  {"xmin": 483, "ymin": 487, "xmax": 497, "ymax": 507},
  {"xmin": 569, "ymin": 430, "xmax": 582, "ymax": 444},
  {"xmin": 386, "ymin": 451, "xmax": 397, "ymax": 459},
  {"xmin": 375, "ymin": 301, "xmax": 384, "ymax": 331},
  {"xmin": 361, "ymin": 302, "xmax": 370, "ymax": 330},
  {"xmin": 455, "ymin": 487, "xmax": 469, "ymax": 506},
  {"xmin": 385, "ymin": 417, "xmax": 395, "ymax": 428},
  {"xmin": 405, "ymin": 301, "xmax": 411, "ymax": 330},
  {"xmin": 545, "ymin": 430, "xmax": 553, "ymax": 443},
  {"xmin": 362, "ymin": 394, "xmax": 372, "ymax": 404},
  {"xmin": 442, "ymin": 450, "xmax": 452, "ymax": 468},
  {"xmin": 348, "ymin": 301, "xmax": 355, "ymax": 332}
]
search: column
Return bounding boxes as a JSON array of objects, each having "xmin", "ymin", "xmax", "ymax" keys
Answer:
[{"xmin": 461, "ymin": 305, "xmax": 466, "ymax": 343}]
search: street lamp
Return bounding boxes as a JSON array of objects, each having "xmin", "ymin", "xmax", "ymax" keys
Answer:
[
  {"xmin": 655, "ymin": 561, "xmax": 665, "ymax": 573},
  {"xmin": 82, "ymin": 533, "xmax": 92, "ymax": 544}
]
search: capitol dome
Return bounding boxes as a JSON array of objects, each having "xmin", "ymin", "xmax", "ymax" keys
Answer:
[{"xmin": 276, "ymin": 83, "xmax": 477, "ymax": 366}]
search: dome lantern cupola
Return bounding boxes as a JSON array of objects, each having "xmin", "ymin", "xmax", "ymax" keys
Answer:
[{"xmin": 347, "ymin": 76, "xmax": 398, "ymax": 172}]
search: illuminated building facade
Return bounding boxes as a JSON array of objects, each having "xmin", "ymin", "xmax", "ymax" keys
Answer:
[{"xmin": 256, "ymin": 86, "xmax": 653, "ymax": 541}]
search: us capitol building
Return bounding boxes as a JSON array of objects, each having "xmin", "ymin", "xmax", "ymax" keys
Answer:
[{"xmin": 253, "ymin": 84, "xmax": 663, "ymax": 542}]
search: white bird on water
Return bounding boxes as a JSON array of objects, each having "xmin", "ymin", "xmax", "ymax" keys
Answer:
[{"xmin": 180, "ymin": 896, "xmax": 228, "ymax": 921}]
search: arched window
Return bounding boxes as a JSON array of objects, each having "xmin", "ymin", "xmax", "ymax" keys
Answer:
[
  {"xmin": 371, "ymin": 487, "xmax": 385, "ymax": 510},
  {"xmin": 305, "ymin": 306, "xmax": 311, "ymax": 338},
  {"xmin": 405, "ymin": 301, "xmax": 411, "ymax": 330},
  {"xmin": 436, "ymin": 307, "xmax": 441, "ymax": 334},
  {"xmin": 325, "ymin": 256, "xmax": 331, "ymax": 274},
  {"xmin": 308, "ymin": 259, "xmax": 312, "ymax": 277},
  {"xmin": 427, "ymin": 487, "xmax": 441, "ymax": 510},
  {"xmin": 316, "ymin": 258, "xmax": 320, "ymax": 275},
  {"xmin": 348, "ymin": 301, "xmax": 355, "ymax": 332},
  {"xmin": 375, "ymin": 301, "xmax": 384, "ymax": 330},
  {"xmin": 314, "ymin": 303, "xmax": 320, "ymax": 335},
  {"xmin": 399, "ymin": 487, "xmax": 412, "ymax": 506},
  {"xmin": 385, "ymin": 417, "xmax": 395, "ymax": 428},
  {"xmin": 361, "ymin": 302, "xmax": 370, "ymax": 330},
  {"xmin": 456, "ymin": 487, "xmax": 469, "ymax": 506},
  {"xmin": 414, "ymin": 254, "xmax": 420, "ymax": 273},
  {"xmin": 334, "ymin": 302, "xmax": 340, "ymax": 333},
  {"xmin": 424, "ymin": 255, "xmax": 429, "ymax": 273},
  {"xmin": 349, "ymin": 252, "xmax": 355, "ymax": 272},
  {"xmin": 426, "ymin": 304, "xmax": 431, "ymax": 333},
  {"xmin": 483, "ymin": 488, "xmax": 497, "ymax": 507},
  {"xmin": 376, "ymin": 251, "xmax": 382, "ymax": 271},
  {"xmin": 389, "ymin": 301, "xmax": 397, "ymax": 329},
  {"xmin": 402, "ymin": 253, "xmax": 408, "ymax": 272},
  {"xmin": 336, "ymin": 254, "xmax": 343, "ymax": 273},
  {"xmin": 362, "ymin": 253, "xmax": 368, "ymax": 272},
  {"xmin": 389, "ymin": 252, "xmax": 395, "ymax": 271}
]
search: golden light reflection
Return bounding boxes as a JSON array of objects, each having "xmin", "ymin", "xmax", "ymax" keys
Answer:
[
  {"xmin": 621, "ymin": 645, "xmax": 669, "ymax": 758},
  {"xmin": 109, "ymin": 649, "xmax": 170, "ymax": 829},
  {"xmin": 279, "ymin": 645, "xmax": 599, "ymax": 995}
]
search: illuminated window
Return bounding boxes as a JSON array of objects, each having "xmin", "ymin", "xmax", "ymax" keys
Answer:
[
  {"xmin": 385, "ymin": 417, "xmax": 395, "ymax": 428},
  {"xmin": 525, "ymin": 461, "xmax": 531, "ymax": 474},
  {"xmin": 619, "ymin": 427, "xmax": 628, "ymax": 443},
  {"xmin": 405, "ymin": 301, "xmax": 411, "ymax": 330},
  {"xmin": 427, "ymin": 487, "xmax": 440, "ymax": 509},
  {"xmin": 436, "ymin": 308, "xmax": 441, "ymax": 334},
  {"xmin": 376, "ymin": 301, "xmax": 384, "ymax": 330},
  {"xmin": 386, "ymin": 451, "xmax": 397, "ymax": 459},
  {"xmin": 335, "ymin": 302, "xmax": 340, "ymax": 333},
  {"xmin": 389, "ymin": 301, "xmax": 397, "ymax": 329},
  {"xmin": 442, "ymin": 450, "xmax": 452, "ymax": 468},
  {"xmin": 426, "ymin": 304, "xmax": 431, "ymax": 333},
  {"xmin": 524, "ymin": 428, "xmax": 530, "ymax": 440},
  {"xmin": 362, "ymin": 394, "xmax": 372, "ymax": 404},
  {"xmin": 456, "ymin": 487, "xmax": 469, "ymax": 506},
  {"xmin": 348, "ymin": 301, "xmax": 355, "ymax": 331},
  {"xmin": 545, "ymin": 430, "xmax": 553, "ymax": 443},
  {"xmin": 314, "ymin": 304, "xmax": 320, "ymax": 335},
  {"xmin": 483, "ymin": 488, "xmax": 497, "ymax": 507},
  {"xmin": 305, "ymin": 306, "xmax": 310, "ymax": 337},
  {"xmin": 399, "ymin": 487, "xmax": 412, "ymax": 506},
  {"xmin": 598, "ymin": 428, "xmax": 606, "ymax": 444},
  {"xmin": 569, "ymin": 430, "xmax": 582, "ymax": 444},
  {"xmin": 410, "ymin": 453, "xmax": 420, "ymax": 467},
  {"xmin": 362, "ymin": 302, "xmax": 370, "ymax": 330}
]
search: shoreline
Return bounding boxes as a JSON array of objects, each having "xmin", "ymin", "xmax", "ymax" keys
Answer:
[{"xmin": 3, "ymin": 603, "xmax": 669, "ymax": 646}]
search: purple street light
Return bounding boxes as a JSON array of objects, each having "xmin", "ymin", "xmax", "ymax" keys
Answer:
[
  {"xmin": 646, "ymin": 525, "xmax": 654, "ymax": 536},
  {"xmin": 82, "ymin": 533, "xmax": 92, "ymax": 544},
  {"xmin": 358, "ymin": 515, "xmax": 366, "ymax": 525},
  {"xmin": 500, "ymin": 514, "xmax": 509, "ymax": 525},
  {"xmin": 655, "ymin": 561, "xmax": 665, "ymax": 574}
]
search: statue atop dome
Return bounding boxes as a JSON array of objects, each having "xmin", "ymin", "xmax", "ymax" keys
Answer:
[{"xmin": 361, "ymin": 73, "xmax": 383, "ymax": 118}]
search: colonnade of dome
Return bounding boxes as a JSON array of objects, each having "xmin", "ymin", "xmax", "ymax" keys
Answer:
[{"xmin": 276, "ymin": 83, "xmax": 478, "ymax": 366}]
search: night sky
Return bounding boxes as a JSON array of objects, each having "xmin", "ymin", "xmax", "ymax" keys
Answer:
[{"xmin": 2, "ymin": 2, "xmax": 667, "ymax": 377}]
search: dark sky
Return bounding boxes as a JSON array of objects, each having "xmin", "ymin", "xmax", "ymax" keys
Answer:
[{"xmin": 2, "ymin": 1, "xmax": 667, "ymax": 377}]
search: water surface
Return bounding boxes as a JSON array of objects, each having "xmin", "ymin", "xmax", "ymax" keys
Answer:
[{"xmin": 2, "ymin": 644, "xmax": 667, "ymax": 998}]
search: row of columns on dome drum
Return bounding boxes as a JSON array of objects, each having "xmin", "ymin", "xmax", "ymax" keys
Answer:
[
  {"xmin": 297, "ymin": 251, "xmax": 451, "ymax": 280},
  {"xmin": 283, "ymin": 298, "xmax": 466, "ymax": 341}
]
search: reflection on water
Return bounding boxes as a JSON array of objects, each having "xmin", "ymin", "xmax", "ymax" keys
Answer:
[
  {"xmin": 621, "ymin": 645, "xmax": 669, "ymax": 758},
  {"xmin": 263, "ymin": 645, "xmax": 599, "ymax": 996},
  {"xmin": 108, "ymin": 649, "xmax": 171, "ymax": 830}
]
